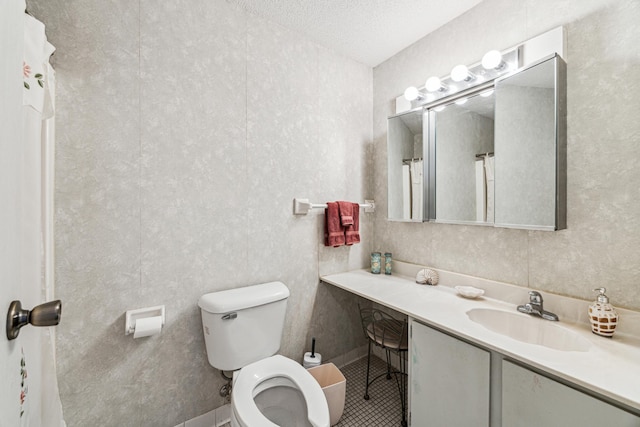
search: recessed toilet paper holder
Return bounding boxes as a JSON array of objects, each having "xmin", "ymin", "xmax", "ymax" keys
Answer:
[
  {"xmin": 125, "ymin": 305, "xmax": 165, "ymax": 335},
  {"xmin": 6, "ymin": 300, "xmax": 62, "ymax": 340}
]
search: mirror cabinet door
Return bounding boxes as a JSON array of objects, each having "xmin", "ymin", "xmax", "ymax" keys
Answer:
[
  {"xmin": 432, "ymin": 92, "xmax": 495, "ymax": 224},
  {"xmin": 387, "ymin": 110, "xmax": 425, "ymax": 222},
  {"xmin": 494, "ymin": 56, "xmax": 566, "ymax": 230}
]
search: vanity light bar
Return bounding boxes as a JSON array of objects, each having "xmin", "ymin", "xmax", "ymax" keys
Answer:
[{"xmin": 404, "ymin": 48, "xmax": 520, "ymax": 107}]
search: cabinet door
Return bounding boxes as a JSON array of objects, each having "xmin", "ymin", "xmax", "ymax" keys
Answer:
[
  {"xmin": 410, "ymin": 320, "xmax": 491, "ymax": 427},
  {"xmin": 502, "ymin": 360, "xmax": 640, "ymax": 427}
]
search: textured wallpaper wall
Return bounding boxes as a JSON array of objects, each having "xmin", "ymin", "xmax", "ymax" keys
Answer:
[
  {"xmin": 373, "ymin": 0, "xmax": 640, "ymax": 309},
  {"xmin": 29, "ymin": 0, "xmax": 372, "ymax": 425}
]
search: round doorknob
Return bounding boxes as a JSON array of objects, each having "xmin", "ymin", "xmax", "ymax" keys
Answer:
[{"xmin": 6, "ymin": 300, "xmax": 62, "ymax": 340}]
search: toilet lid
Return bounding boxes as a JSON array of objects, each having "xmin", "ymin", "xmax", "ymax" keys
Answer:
[{"xmin": 233, "ymin": 355, "xmax": 330, "ymax": 427}]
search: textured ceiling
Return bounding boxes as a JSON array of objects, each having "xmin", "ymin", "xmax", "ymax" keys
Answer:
[{"xmin": 229, "ymin": 0, "xmax": 483, "ymax": 67}]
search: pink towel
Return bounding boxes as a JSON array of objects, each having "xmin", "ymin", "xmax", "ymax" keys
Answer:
[
  {"xmin": 345, "ymin": 202, "xmax": 360, "ymax": 245},
  {"xmin": 337, "ymin": 201, "xmax": 354, "ymax": 226},
  {"xmin": 324, "ymin": 202, "xmax": 345, "ymax": 247}
]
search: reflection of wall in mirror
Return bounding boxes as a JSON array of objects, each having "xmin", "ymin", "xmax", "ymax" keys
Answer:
[
  {"xmin": 436, "ymin": 107, "xmax": 494, "ymax": 222},
  {"xmin": 414, "ymin": 133, "xmax": 423, "ymax": 160},
  {"xmin": 495, "ymin": 84, "xmax": 555, "ymax": 227}
]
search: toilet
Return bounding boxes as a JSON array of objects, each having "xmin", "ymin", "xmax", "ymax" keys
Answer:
[{"xmin": 198, "ymin": 282, "xmax": 330, "ymax": 427}]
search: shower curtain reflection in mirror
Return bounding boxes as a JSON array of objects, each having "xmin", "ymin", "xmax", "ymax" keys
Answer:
[{"xmin": 388, "ymin": 110, "xmax": 424, "ymax": 222}]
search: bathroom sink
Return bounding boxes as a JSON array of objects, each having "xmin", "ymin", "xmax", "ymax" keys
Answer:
[{"xmin": 466, "ymin": 308, "xmax": 591, "ymax": 352}]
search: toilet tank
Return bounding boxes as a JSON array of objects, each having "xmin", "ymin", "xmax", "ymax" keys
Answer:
[{"xmin": 198, "ymin": 281, "xmax": 290, "ymax": 371}]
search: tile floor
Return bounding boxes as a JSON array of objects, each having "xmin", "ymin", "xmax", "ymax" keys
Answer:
[{"xmin": 334, "ymin": 355, "xmax": 405, "ymax": 426}]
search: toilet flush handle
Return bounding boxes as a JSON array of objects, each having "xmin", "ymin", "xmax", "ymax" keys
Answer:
[{"xmin": 221, "ymin": 312, "xmax": 237, "ymax": 320}]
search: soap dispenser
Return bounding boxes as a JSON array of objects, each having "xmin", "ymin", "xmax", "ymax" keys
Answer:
[{"xmin": 588, "ymin": 287, "xmax": 618, "ymax": 338}]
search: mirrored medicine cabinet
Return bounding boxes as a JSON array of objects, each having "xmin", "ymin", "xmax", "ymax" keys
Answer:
[{"xmin": 387, "ymin": 54, "xmax": 567, "ymax": 231}]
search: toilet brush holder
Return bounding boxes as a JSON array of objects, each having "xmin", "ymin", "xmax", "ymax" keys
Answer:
[
  {"xmin": 303, "ymin": 337, "xmax": 322, "ymax": 368},
  {"xmin": 303, "ymin": 351, "xmax": 321, "ymax": 368}
]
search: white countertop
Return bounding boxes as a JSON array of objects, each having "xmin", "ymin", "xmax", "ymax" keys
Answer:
[{"xmin": 321, "ymin": 267, "xmax": 640, "ymax": 412}]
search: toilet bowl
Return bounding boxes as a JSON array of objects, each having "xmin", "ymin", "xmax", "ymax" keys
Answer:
[{"xmin": 231, "ymin": 355, "xmax": 330, "ymax": 427}]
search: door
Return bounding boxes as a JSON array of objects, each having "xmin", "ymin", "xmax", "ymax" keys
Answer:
[
  {"xmin": 1, "ymin": 0, "xmax": 31, "ymax": 424},
  {"xmin": 1, "ymin": 1, "xmax": 62, "ymax": 425},
  {"xmin": 502, "ymin": 360, "xmax": 640, "ymax": 426},
  {"xmin": 410, "ymin": 319, "xmax": 491, "ymax": 427}
]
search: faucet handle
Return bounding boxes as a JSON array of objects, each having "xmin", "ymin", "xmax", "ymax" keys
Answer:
[{"xmin": 528, "ymin": 291, "xmax": 543, "ymax": 303}]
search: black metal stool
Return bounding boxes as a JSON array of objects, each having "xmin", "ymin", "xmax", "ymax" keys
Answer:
[{"xmin": 359, "ymin": 304, "xmax": 408, "ymax": 427}]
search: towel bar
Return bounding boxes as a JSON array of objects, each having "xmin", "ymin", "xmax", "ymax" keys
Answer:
[{"xmin": 293, "ymin": 198, "xmax": 375, "ymax": 215}]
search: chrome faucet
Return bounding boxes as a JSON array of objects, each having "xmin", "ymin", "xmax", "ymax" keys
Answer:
[{"xmin": 517, "ymin": 291, "xmax": 559, "ymax": 321}]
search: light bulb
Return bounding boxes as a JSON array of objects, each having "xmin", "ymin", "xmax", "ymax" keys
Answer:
[
  {"xmin": 454, "ymin": 98, "xmax": 468, "ymax": 105},
  {"xmin": 451, "ymin": 64, "xmax": 474, "ymax": 82},
  {"xmin": 426, "ymin": 76, "xmax": 446, "ymax": 92},
  {"xmin": 482, "ymin": 50, "xmax": 505, "ymax": 70},
  {"xmin": 404, "ymin": 86, "xmax": 421, "ymax": 101}
]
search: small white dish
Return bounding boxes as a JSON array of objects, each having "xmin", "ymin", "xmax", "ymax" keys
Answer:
[{"xmin": 455, "ymin": 286, "xmax": 485, "ymax": 299}]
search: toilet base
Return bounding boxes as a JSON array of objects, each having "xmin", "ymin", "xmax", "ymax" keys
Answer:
[{"xmin": 230, "ymin": 407, "xmax": 240, "ymax": 427}]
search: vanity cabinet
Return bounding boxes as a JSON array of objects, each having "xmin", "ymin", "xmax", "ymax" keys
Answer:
[
  {"xmin": 323, "ymin": 270, "xmax": 640, "ymax": 425},
  {"xmin": 409, "ymin": 320, "xmax": 640, "ymax": 427},
  {"xmin": 410, "ymin": 319, "xmax": 491, "ymax": 427},
  {"xmin": 502, "ymin": 361, "xmax": 640, "ymax": 426}
]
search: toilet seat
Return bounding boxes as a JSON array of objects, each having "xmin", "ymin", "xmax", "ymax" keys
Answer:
[{"xmin": 232, "ymin": 355, "xmax": 330, "ymax": 427}]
